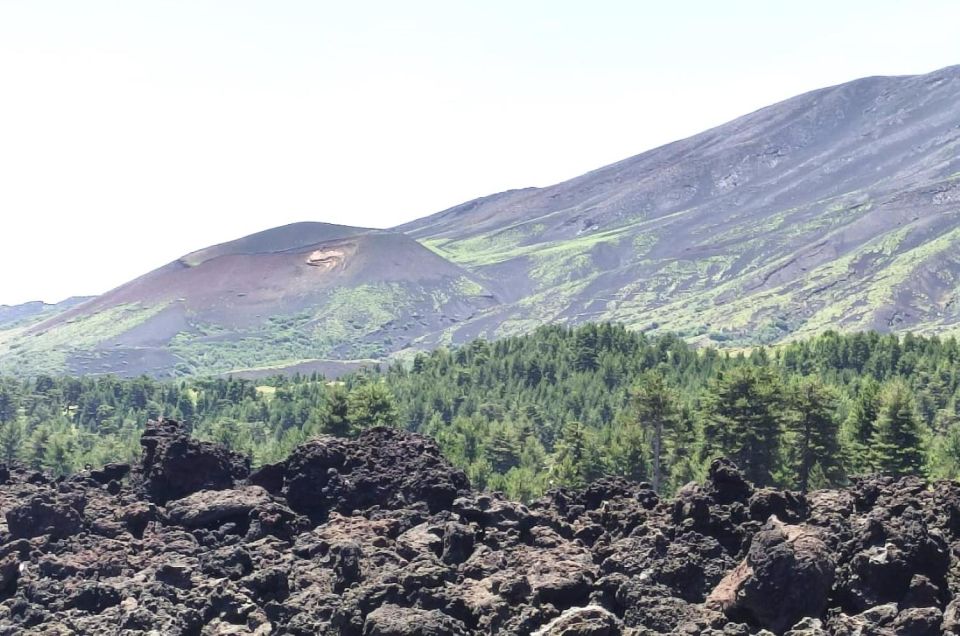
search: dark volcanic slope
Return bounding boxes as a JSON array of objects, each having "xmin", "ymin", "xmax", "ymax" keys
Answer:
[
  {"xmin": 401, "ymin": 65, "xmax": 960, "ymax": 345},
  {"xmin": 42, "ymin": 223, "xmax": 489, "ymax": 329},
  {"xmin": 1, "ymin": 223, "xmax": 496, "ymax": 377},
  {"xmin": 2, "ymin": 420, "xmax": 960, "ymax": 635}
]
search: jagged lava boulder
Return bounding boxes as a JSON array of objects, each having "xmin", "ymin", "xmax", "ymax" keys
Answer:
[
  {"xmin": 707, "ymin": 516, "xmax": 835, "ymax": 633},
  {"xmin": 272, "ymin": 426, "xmax": 471, "ymax": 521},
  {"xmin": 6, "ymin": 492, "xmax": 85, "ymax": 540},
  {"xmin": 136, "ymin": 417, "xmax": 250, "ymax": 504}
]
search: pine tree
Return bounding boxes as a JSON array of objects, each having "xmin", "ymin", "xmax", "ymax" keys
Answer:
[
  {"xmin": 0, "ymin": 385, "xmax": 18, "ymax": 425},
  {"xmin": 927, "ymin": 422, "xmax": 960, "ymax": 479},
  {"xmin": 785, "ymin": 377, "xmax": 842, "ymax": 492},
  {"xmin": 869, "ymin": 379, "xmax": 925, "ymax": 477},
  {"xmin": 176, "ymin": 391, "xmax": 195, "ymax": 423},
  {"xmin": 844, "ymin": 377, "xmax": 881, "ymax": 473},
  {"xmin": 666, "ymin": 405, "xmax": 702, "ymax": 493},
  {"xmin": 484, "ymin": 428, "xmax": 521, "ymax": 473},
  {"xmin": 0, "ymin": 418, "xmax": 24, "ymax": 463},
  {"xmin": 44, "ymin": 433, "xmax": 75, "ymax": 477},
  {"xmin": 322, "ymin": 386, "xmax": 353, "ymax": 437},
  {"xmin": 630, "ymin": 370, "xmax": 679, "ymax": 492},
  {"xmin": 702, "ymin": 366, "xmax": 784, "ymax": 487},
  {"xmin": 606, "ymin": 416, "xmax": 647, "ymax": 483},
  {"xmin": 500, "ymin": 466, "xmax": 545, "ymax": 502},
  {"xmin": 28, "ymin": 427, "xmax": 50, "ymax": 471},
  {"xmin": 550, "ymin": 420, "xmax": 603, "ymax": 488},
  {"xmin": 347, "ymin": 382, "xmax": 399, "ymax": 429},
  {"xmin": 574, "ymin": 326, "xmax": 599, "ymax": 372}
]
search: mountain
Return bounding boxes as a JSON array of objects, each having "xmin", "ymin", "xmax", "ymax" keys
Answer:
[
  {"xmin": 0, "ymin": 297, "xmax": 92, "ymax": 330},
  {"xmin": 0, "ymin": 223, "xmax": 495, "ymax": 377},
  {"xmin": 2, "ymin": 65, "xmax": 959, "ymax": 376},
  {"xmin": 402, "ymin": 64, "xmax": 960, "ymax": 346}
]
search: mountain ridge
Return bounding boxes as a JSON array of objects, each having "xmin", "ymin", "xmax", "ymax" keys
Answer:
[
  {"xmin": 2, "ymin": 64, "xmax": 959, "ymax": 377},
  {"xmin": 401, "ymin": 63, "xmax": 960, "ymax": 346}
]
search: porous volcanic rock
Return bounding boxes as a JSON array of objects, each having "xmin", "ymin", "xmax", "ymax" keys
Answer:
[
  {"xmin": 531, "ymin": 605, "xmax": 623, "ymax": 635},
  {"xmin": 706, "ymin": 516, "xmax": 835, "ymax": 632},
  {"xmin": 136, "ymin": 417, "xmax": 250, "ymax": 504},
  {"xmin": 2, "ymin": 420, "xmax": 960, "ymax": 635},
  {"xmin": 5, "ymin": 492, "xmax": 84, "ymax": 540},
  {"xmin": 165, "ymin": 485, "xmax": 274, "ymax": 529},
  {"xmin": 280, "ymin": 426, "xmax": 471, "ymax": 521}
]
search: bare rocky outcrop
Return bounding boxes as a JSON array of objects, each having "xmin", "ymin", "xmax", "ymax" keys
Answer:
[
  {"xmin": 706, "ymin": 517, "xmax": 835, "ymax": 633},
  {"xmin": 136, "ymin": 417, "xmax": 250, "ymax": 504},
  {"xmin": 5, "ymin": 491, "xmax": 85, "ymax": 540},
  {"xmin": 1, "ymin": 422, "xmax": 960, "ymax": 634},
  {"xmin": 531, "ymin": 605, "xmax": 623, "ymax": 636},
  {"xmin": 279, "ymin": 426, "xmax": 471, "ymax": 521}
]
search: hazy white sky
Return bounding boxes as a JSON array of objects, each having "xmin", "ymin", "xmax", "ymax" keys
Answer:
[{"xmin": 1, "ymin": 1, "xmax": 958, "ymax": 304}]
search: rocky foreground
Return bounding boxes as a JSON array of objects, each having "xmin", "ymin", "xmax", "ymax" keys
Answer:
[{"xmin": 1, "ymin": 421, "xmax": 959, "ymax": 635}]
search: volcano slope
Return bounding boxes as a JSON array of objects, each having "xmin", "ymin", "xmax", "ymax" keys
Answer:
[
  {"xmin": 0, "ymin": 223, "xmax": 496, "ymax": 377},
  {"xmin": 403, "ymin": 64, "xmax": 960, "ymax": 346},
  {"xmin": 2, "ymin": 421, "xmax": 960, "ymax": 634},
  {"xmin": 3, "ymin": 66, "xmax": 960, "ymax": 378}
]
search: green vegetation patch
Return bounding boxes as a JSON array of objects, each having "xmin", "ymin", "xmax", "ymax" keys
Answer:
[{"xmin": 0, "ymin": 302, "xmax": 168, "ymax": 376}]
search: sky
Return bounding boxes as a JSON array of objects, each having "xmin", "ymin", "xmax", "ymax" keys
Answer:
[{"xmin": 1, "ymin": 1, "xmax": 958, "ymax": 305}]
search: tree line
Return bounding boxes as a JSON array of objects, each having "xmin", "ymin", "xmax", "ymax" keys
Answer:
[{"xmin": 0, "ymin": 325, "xmax": 958, "ymax": 500}]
